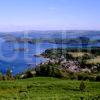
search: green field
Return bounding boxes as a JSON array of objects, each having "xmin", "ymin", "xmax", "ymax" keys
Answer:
[{"xmin": 0, "ymin": 77, "xmax": 99, "ymax": 100}]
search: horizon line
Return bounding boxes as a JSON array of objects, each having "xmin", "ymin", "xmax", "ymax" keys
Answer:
[{"xmin": 0, "ymin": 29, "xmax": 100, "ymax": 33}]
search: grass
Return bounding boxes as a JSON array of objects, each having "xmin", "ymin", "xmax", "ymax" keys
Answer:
[
  {"xmin": 86, "ymin": 56, "xmax": 100, "ymax": 64},
  {"xmin": 68, "ymin": 52, "xmax": 90, "ymax": 58},
  {"xmin": 68, "ymin": 52, "xmax": 100, "ymax": 65},
  {"xmin": 0, "ymin": 77, "xmax": 99, "ymax": 100}
]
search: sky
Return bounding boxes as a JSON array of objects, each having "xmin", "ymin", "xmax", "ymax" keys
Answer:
[{"xmin": 0, "ymin": 0, "xmax": 100, "ymax": 31}]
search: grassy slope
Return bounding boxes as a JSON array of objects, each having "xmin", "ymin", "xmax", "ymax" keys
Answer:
[
  {"xmin": 68, "ymin": 52, "xmax": 90, "ymax": 58},
  {"xmin": 0, "ymin": 77, "xmax": 99, "ymax": 100},
  {"xmin": 86, "ymin": 56, "xmax": 100, "ymax": 64}
]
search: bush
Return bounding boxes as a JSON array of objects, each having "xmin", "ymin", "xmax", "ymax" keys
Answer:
[
  {"xmin": 6, "ymin": 69, "xmax": 13, "ymax": 80},
  {"xmin": 52, "ymin": 68, "xmax": 62, "ymax": 78},
  {"xmin": 77, "ymin": 73, "xmax": 90, "ymax": 80},
  {"xmin": 21, "ymin": 71, "xmax": 35, "ymax": 79},
  {"xmin": 15, "ymin": 74, "xmax": 20, "ymax": 79},
  {"xmin": 96, "ymin": 75, "xmax": 100, "ymax": 81},
  {"xmin": 0, "ymin": 71, "xmax": 3, "ymax": 81},
  {"xmin": 25, "ymin": 71, "xmax": 34, "ymax": 78},
  {"xmin": 2, "ymin": 76, "xmax": 7, "ymax": 80},
  {"xmin": 35, "ymin": 64, "xmax": 62, "ymax": 78},
  {"xmin": 59, "ymin": 69, "xmax": 77, "ymax": 79},
  {"xmin": 79, "ymin": 81, "xmax": 86, "ymax": 92},
  {"xmin": 89, "ymin": 76, "xmax": 96, "ymax": 81}
]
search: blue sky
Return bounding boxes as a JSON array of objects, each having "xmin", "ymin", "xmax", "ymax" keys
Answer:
[{"xmin": 0, "ymin": 0, "xmax": 100, "ymax": 31}]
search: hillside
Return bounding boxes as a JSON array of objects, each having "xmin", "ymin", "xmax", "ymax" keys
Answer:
[{"xmin": 0, "ymin": 77, "xmax": 99, "ymax": 100}]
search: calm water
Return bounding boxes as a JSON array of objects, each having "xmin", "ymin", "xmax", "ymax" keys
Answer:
[
  {"xmin": 0, "ymin": 31, "xmax": 100, "ymax": 75},
  {"xmin": 0, "ymin": 41, "xmax": 67, "ymax": 75}
]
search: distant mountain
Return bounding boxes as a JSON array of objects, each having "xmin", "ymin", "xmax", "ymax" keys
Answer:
[{"xmin": 0, "ymin": 30, "xmax": 100, "ymax": 42}]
